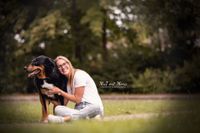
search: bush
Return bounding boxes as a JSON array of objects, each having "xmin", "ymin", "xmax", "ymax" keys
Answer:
[
  {"xmin": 133, "ymin": 55, "xmax": 200, "ymax": 93},
  {"xmin": 133, "ymin": 68, "xmax": 176, "ymax": 93},
  {"xmin": 174, "ymin": 56, "xmax": 200, "ymax": 93}
]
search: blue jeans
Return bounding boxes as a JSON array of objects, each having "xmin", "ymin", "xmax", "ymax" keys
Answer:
[{"xmin": 54, "ymin": 102, "xmax": 103, "ymax": 120}]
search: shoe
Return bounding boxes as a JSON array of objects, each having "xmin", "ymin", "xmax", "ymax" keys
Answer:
[
  {"xmin": 94, "ymin": 114, "xmax": 103, "ymax": 120},
  {"xmin": 48, "ymin": 114, "xmax": 65, "ymax": 123}
]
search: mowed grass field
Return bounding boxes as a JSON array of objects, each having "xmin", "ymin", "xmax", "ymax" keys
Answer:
[{"xmin": 0, "ymin": 95, "xmax": 200, "ymax": 133}]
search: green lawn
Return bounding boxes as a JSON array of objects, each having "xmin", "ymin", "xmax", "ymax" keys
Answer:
[{"xmin": 0, "ymin": 98, "xmax": 200, "ymax": 133}]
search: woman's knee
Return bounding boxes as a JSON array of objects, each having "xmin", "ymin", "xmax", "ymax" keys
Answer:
[
  {"xmin": 54, "ymin": 105, "xmax": 77, "ymax": 116},
  {"xmin": 81, "ymin": 104, "xmax": 102, "ymax": 118},
  {"xmin": 54, "ymin": 105, "xmax": 65, "ymax": 116}
]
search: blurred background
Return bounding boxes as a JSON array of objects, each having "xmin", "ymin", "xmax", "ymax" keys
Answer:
[{"xmin": 0, "ymin": 0, "xmax": 200, "ymax": 94}]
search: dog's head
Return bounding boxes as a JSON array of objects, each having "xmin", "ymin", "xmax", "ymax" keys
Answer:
[{"xmin": 24, "ymin": 55, "xmax": 55, "ymax": 78}]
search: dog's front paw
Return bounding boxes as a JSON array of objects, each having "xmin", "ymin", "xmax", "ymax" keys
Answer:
[{"xmin": 40, "ymin": 119, "xmax": 48, "ymax": 123}]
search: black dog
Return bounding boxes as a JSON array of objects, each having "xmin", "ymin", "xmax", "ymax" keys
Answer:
[{"xmin": 24, "ymin": 55, "xmax": 67, "ymax": 122}]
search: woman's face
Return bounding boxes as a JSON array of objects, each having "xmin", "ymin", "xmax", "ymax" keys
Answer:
[{"xmin": 56, "ymin": 59, "xmax": 70, "ymax": 76}]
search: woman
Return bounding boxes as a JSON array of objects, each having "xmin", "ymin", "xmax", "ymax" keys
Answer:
[{"xmin": 46, "ymin": 56, "xmax": 104, "ymax": 123}]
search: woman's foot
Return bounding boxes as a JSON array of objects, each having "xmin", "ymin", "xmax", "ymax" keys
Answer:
[
  {"xmin": 48, "ymin": 114, "xmax": 72, "ymax": 123},
  {"xmin": 94, "ymin": 114, "xmax": 103, "ymax": 120},
  {"xmin": 48, "ymin": 114, "xmax": 65, "ymax": 123}
]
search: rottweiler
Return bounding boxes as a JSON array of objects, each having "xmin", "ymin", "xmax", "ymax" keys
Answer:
[{"xmin": 24, "ymin": 55, "xmax": 67, "ymax": 122}]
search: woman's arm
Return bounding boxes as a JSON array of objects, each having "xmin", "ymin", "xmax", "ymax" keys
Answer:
[{"xmin": 49, "ymin": 86, "xmax": 84, "ymax": 104}]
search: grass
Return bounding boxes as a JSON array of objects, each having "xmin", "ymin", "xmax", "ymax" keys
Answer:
[{"xmin": 0, "ymin": 98, "xmax": 200, "ymax": 133}]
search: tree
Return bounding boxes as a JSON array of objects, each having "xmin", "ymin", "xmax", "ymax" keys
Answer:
[{"xmin": 133, "ymin": 0, "xmax": 200, "ymax": 66}]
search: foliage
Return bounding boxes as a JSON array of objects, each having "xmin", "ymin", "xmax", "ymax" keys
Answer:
[
  {"xmin": 1, "ymin": 0, "xmax": 200, "ymax": 93},
  {"xmin": 15, "ymin": 10, "xmax": 70, "ymax": 56},
  {"xmin": 133, "ymin": 68, "xmax": 176, "ymax": 93},
  {"xmin": 133, "ymin": 54, "xmax": 200, "ymax": 93},
  {"xmin": 173, "ymin": 55, "xmax": 200, "ymax": 92},
  {"xmin": 136, "ymin": 0, "xmax": 200, "ymax": 65}
]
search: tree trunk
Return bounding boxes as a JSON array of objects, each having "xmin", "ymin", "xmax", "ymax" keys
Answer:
[
  {"xmin": 71, "ymin": 0, "xmax": 82, "ymax": 62},
  {"xmin": 102, "ymin": 8, "xmax": 107, "ymax": 61}
]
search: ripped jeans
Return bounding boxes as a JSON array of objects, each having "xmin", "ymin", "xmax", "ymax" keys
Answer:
[{"xmin": 54, "ymin": 102, "xmax": 103, "ymax": 120}]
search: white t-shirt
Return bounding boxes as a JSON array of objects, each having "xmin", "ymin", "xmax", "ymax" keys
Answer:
[{"xmin": 67, "ymin": 70, "xmax": 104, "ymax": 113}]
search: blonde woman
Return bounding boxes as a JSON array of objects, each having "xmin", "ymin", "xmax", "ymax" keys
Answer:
[{"xmin": 46, "ymin": 56, "xmax": 104, "ymax": 123}]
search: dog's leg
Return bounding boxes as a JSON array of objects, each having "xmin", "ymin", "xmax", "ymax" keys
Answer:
[
  {"xmin": 49, "ymin": 100, "xmax": 59, "ymax": 114},
  {"xmin": 39, "ymin": 94, "xmax": 49, "ymax": 123}
]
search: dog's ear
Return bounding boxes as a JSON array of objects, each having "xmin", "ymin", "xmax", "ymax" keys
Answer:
[
  {"xmin": 45, "ymin": 57, "xmax": 54, "ymax": 67},
  {"xmin": 32, "ymin": 55, "xmax": 46, "ymax": 66},
  {"xmin": 44, "ymin": 57, "xmax": 55, "ymax": 75}
]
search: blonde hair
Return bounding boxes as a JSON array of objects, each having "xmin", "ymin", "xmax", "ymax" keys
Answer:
[{"xmin": 55, "ymin": 56, "xmax": 76, "ymax": 93}]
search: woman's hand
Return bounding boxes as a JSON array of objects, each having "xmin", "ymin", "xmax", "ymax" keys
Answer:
[{"xmin": 48, "ymin": 87, "xmax": 62, "ymax": 95}]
